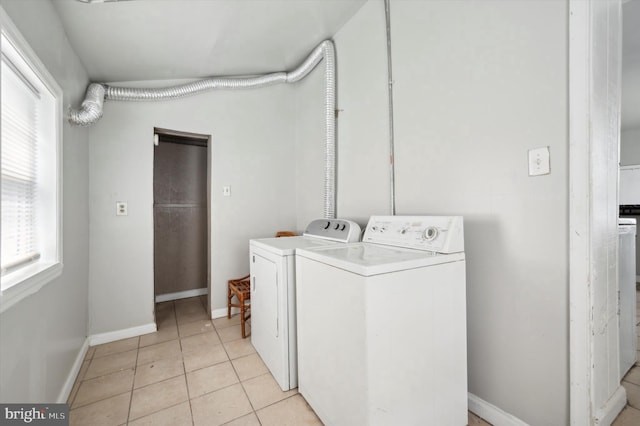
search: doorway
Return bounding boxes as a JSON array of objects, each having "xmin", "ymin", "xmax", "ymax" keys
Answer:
[{"xmin": 153, "ymin": 127, "xmax": 211, "ymax": 317}]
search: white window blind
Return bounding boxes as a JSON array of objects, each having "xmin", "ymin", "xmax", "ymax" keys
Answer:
[
  {"xmin": 1, "ymin": 53, "xmax": 41, "ymax": 275},
  {"xmin": 0, "ymin": 9, "xmax": 62, "ymax": 310}
]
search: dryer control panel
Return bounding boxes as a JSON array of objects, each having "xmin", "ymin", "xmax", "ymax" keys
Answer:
[
  {"xmin": 303, "ymin": 219, "xmax": 362, "ymax": 243},
  {"xmin": 363, "ymin": 215, "xmax": 464, "ymax": 253}
]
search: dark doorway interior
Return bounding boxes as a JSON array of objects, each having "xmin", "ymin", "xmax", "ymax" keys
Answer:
[{"xmin": 153, "ymin": 128, "xmax": 210, "ymax": 315}]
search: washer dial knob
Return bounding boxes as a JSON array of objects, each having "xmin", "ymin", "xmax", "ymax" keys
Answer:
[{"xmin": 423, "ymin": 227, "xmax": 439, "ymax": 241}]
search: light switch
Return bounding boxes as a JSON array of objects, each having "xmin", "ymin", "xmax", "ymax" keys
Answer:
[
  {"xmin": 116, "ymin": 201, "xmax": 128, "ymax": 216},
  {"xmin": 528, "ymin": 147, "xmax": 550, "ymax": 176},
  {"xmin": 223, "ymin": 186, "xmax": 231, "ymax": 196}
]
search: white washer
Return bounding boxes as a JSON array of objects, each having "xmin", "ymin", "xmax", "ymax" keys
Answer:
[
  {"xmin": 295, "ymin": 216, "xmax": 467, "ymax": 426},
  {"xmin": 249, "ymin": 219, "xmax": 361, "ymax": 391}
]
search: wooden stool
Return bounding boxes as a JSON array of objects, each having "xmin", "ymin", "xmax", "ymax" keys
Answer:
[
  {"xmin": 227, "ymin": 274, "xmax": 251, "ymax": 338},
  {"xmin": 227, "ymin": 232, "xmax": 296, "ymax": 339},
  {"xmin": 275, "ymin": 231, "xmax": 297, "ymax": 237}
]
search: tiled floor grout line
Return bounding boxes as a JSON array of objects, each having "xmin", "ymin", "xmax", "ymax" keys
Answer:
[
  {"xmin": 181, "ymin": 354, "xmax": 196, "ymax": 425},
  {"xmin": 202, "ymin": 300, "xmax": 257, "ymax": 425},
  {"xmin": 71, "ymin": 390, "xmax": 130, "ymax": 411},
  {"xmin": 125, "ymin": 336, "xmax": 140, "ymax": 425},
  {"xmin": 179, "ymin": 303, "xmax": 197, "ymax": 426},
  {"xmin": 70, "ymin": 297, "xmax": 309, "ymax": 425},
  {"xmin": 230, "ymin": 351, "xmax": 258, "ymax": 418},
  {"xmin": 129, "ymin": 399, "xmax": 187, "ymax": 424},
  {"xmin": 71, "ymin": 300, "xmax": 498, "ymax": 426},
  {"xmin": 212, "ymin": 317, "xmax": 269, "ymax": 426}
]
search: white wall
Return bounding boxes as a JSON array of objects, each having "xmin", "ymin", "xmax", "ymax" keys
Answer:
[
  {"xmin": 333, "ymin": 0, "xmax": 390, "ymax": 223},
  {"xmin": 620, "ymin": 47, "xmax": 640, "ymax": 165},
  {"xmin": 293, "ymin": 0, "xmax": 391, "ymax": 229},
  {"xmin": 621, "ymin": 128, "xmax": 640, "ymax": 166},
  {"xmin": 0, "ymin": 0, "xmax": 90, "ymax": 402},
  {"xmin": 329, "ymin": 0, "xmax": 569, "ymax": 424},
  {"xmin": 88, "ymin": 83, "xmax": 297, "ymax": 334},
  {"xmin": 621, "ymin": 1, "xmax": 640, "ymax": 165}
]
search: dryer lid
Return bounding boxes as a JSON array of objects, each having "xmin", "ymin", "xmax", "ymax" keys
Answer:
[{"xmin": 250, "ymin": 236, "xmax": 336, "ymax": 256}]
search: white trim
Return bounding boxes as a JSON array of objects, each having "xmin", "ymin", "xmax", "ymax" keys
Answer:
[
  {"xmin": 0, "ymin": 7, "xmax": 62, "ymax": 99},
  {"xmin": 468, "ymin": 393, "xmax": 529, "ymax": 426},
  {"xmin": 0, "ymin": 262, "xmax": 62, "ymax": 313},
  {"xmin": 0, "ymin": 5, "xmax": 64, "ymax": 310},
  {"xmin": 568, "ymin": 1, "xmax": 592, "ymax": 424},
  {"xmin": 594, "ymin": 386, "xmax": 627, "ymax": 425},
  {"xmin": 88, "ymin": 323, "xmax": 157, "ymax": 346},
  {"xmin": 211, "ymin": 306, "xmax": 239, "ymax": 319},
  {"xmin": 155, "ymin": 287, "xmax": 207, "ymax": 303},
  {"xmin": 569, "ymin": 1, "xmax": 624, "ymax": 424},
  {"xmin": 57, "ymin": 338, "xmax": 89, "ymax": 403}
]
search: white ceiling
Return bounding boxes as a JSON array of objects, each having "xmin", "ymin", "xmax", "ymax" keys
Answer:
[
  {"xmin": 50, "ymin": 0, "xmax": 640, "ymax": 130},
  {"xmin": 52, "ymin": 0, "xmax": 366, "ymax": 83}
]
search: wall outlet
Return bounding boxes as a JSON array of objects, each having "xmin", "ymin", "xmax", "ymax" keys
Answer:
[
  {"xmin": 116, "ymin": 201, "xmax": 128, "ymax": 216},
  {"xmin": 528, "ymin": 147, "xmax": 550, "ymax": 176},
  {"xmin": 223, "ymin": 186, "xmax": 231, "ymax": 196}
]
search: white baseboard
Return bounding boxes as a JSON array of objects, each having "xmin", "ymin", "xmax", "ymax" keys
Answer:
[
  {"xmin": 594, "ymin": 386, "xmax": 627, "ymax": 425},
  {"xmin": 212, "ymin": 307, "xmax": 230, "ymax": 319},
  {"xmin": 57, "ymin": 338, "xmax": 90, "ymax": 403},
  {"xmin": 468, "ymin": 393, "xmax": 529, "ymax": 426},
  {"xmin": 211, "ymin": 306, "xmax": 242, "ymax": 319},
  {"xmin": 155, "ymin": 288, "xmax": 207, "ymax": 303},
  {"xmin": 89, "ymin": 322, "xmax": 157, "ymax": 346}
]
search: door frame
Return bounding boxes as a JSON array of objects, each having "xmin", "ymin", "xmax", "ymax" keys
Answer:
[
  {"xmin": 569, "ymin": 0, "xmax": 624, "ymax": 424},
  {"xmin": 153, "ymin": 127, "xmax": 212, "ymax": 317}
]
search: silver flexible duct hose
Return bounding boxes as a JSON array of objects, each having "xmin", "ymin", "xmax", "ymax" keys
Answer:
[
  {"xmin": 69, "ymin": 40, "xmax": 337, "ymax": 218},
  {"xmin": 321, "ymin": 41, "xmax": 336, "ymax": 220},
  {"xmin": 68, "ymin": 83, "xmax": 106, "ymax": 126},
  {"xmin": 105, "ymin": 74, "xmax": 288, "ymax": 100}
]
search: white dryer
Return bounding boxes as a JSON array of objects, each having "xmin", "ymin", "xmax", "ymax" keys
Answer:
[
  {"xmin": 249, "ymin": 219, "xmax": 361, "ymax": 391},
  {"xmin": 295, "ymin": 215, "xmax": 467, "ymax": 426}
]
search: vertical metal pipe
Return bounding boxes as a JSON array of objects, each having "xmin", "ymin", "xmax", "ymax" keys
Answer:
[{"xmin": 384, "ymin": 0, "xmax": 397, "ymax": 216}]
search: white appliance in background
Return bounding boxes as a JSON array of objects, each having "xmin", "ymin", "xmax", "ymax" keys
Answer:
[
  {"xmin": 619, "ymin": 217, "xmax": 637, "ymax": 379},
  {"xmin": 619, "ymin": 166, "xmax": 640, "ymax": 205},
  {"xmin": 296, "ymin": 215, "xmax": 467, "ymax": 426},
  {"xmin": 249, "ymin": 219, "xmax": 361, "ymax": 391}
]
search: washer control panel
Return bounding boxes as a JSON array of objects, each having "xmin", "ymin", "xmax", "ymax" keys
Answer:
[
  {"xmin": 303, "ymin": 219, "xmax": 362, "ymax": 243},
  {"xmin": 364, "ymin": 215, "xmax": 464, "ymax": 253}
]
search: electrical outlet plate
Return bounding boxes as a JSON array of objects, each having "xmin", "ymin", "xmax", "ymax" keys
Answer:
[
  {"xmin": 116, "ymin": 201, "xmax": 128, "ymax": 216},
  {"xmin": 528, "ymin": 147, "xmax": 550, "ymax": 176},
  {"xmin": 223, "ymin": 186, "xmax": 231, "ymax": 196}
]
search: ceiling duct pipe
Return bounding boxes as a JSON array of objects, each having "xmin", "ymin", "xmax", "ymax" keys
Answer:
[
  {"xmin": 68, "ymin": 82, "xmax": 106, "ymax": 126},
  {"xmin": 69, "ymin": 40, "xmax": 337, "ymax": 219}
]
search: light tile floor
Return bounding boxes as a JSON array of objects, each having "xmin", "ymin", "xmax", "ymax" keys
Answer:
[
  {"xmin": 612, "ymin": 286, "xmax": 640, "ymax": 425},
  {"xmin": 67, "ymin": 295, "xmax": 492, "ymax": 425}
]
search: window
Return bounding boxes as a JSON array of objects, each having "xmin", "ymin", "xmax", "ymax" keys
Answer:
[{"xmin": 0, "ymin": 8, "xmax": 62, "ymax": 312}]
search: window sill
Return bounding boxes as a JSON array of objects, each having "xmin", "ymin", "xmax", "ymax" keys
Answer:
[{"xmin": 0, "ymin": 262, "xmax": 63, "ymax": 313}]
